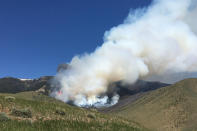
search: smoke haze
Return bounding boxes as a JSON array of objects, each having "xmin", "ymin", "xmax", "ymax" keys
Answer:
[{"xmin": 51, "ymin": 0, "xmax": 197, "ymax": 107}]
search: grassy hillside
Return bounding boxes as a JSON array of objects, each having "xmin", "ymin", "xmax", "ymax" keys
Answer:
[
  {"xmin": 108, "ymin": 78, "xmax": 197, "ymax": 131},
  {"xmin": 0, "ymin": 91, "xmax": 146, "ymax": 131}
]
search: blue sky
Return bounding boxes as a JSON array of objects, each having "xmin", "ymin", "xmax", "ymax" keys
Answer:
[{"xmin": 0, "ymin": 0, "xmax": 152, "ymax": 78}]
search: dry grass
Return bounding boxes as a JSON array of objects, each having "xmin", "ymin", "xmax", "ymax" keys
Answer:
[{"xmin": 109, "ymin": 78, "xmax": 197, "ymax": 131}]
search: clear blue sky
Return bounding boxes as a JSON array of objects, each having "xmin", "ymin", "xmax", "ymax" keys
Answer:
[{"xmin": 0, "ymin": 0, "xmax": 152, "ymax": 78}]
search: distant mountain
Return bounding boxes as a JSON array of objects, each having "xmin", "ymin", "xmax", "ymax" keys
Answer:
[
  {"xmin": 105, "ymin": 78, "xmax": 197, "ymax": 131},
  {"xmin": 0, "ymin": 63, "xmax": 71, "ymax": 94},
  {"xmin": 0, "ymin": 76, "xmax": 53, "ymax": 94},
  {"xmin": 114, "ymin": 80, "xmax": 169, "ymax": 97}
]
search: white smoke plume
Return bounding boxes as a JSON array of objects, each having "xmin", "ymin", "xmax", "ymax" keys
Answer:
[{"xmin": 51, "ymin": 0, "xmax": 197, "ymax": 107}]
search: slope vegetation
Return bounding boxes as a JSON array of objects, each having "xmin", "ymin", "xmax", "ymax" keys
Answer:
[
  {"xmin": 0, "ymin": 91, "xmax": 145, "ymax": 131},
  {"xmin": 108, "ymin": 78, "xmax": 197, "ymax": 131}
]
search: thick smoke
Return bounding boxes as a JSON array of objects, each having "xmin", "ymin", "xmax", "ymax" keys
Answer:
[{"xmin": 51, "ymin": 0, "xmax": 197, "ymax": 107}]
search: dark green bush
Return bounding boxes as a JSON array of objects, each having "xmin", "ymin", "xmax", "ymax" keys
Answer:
[
  {"xmin": 4, "ymin": 96, "xmax": 15, "ymax": 102},
  {"xmin": 87, "ymin": 113, "xmax": 96, "ymax": 119},
  {"xmin": 11, "ymin": 108, "xmax": 32, "ymax": 118},
  {"xmin": 0, "ymin": 112, "xmax": 10, "ymax": 121},
  {"xmin": 55, "ymin": 108, "xmax": 65, "ymax": 116}
]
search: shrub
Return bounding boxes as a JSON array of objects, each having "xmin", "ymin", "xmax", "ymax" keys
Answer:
[
  {"xmin": 11, "ymin": 108, "xmax": 32, "ymax": 118},
  {"xmin": 87, "ymin": 113, "xmax": 96, "ymax": 119},
  {"xmin": 4, "ymin": 96, "xmax": 15, "ymax": 102},
  {"xmin": 0, "ymin": 112, "xmax": 10, "ymax": 121},
  {"xmin": 55, "ymin": 108, "xmax": 65, "ymax": 116}
]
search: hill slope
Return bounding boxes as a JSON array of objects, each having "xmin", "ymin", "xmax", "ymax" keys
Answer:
[
  {"xmin": 107, "ymin": 78, "xmax": 197, "ymax": 131},
  {"xmin": 101, "ymin": 80, "xmax": 169, "ymax": 112},
  {"xmin": 0, "ymin": 91, "xmax": 146, "ymax": 131}
]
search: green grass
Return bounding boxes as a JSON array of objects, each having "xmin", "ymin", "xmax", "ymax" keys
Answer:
[
  {"xmin": 0, "ymin": 91, "xmax": 145, "ymax": 131},
  {"xmin": 0, "ymin": 120, "xmax": 142, "ymax": 131},
  {"xmin": 109, "ymin": 78, "xmax": 197, "ymax": 131}
]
